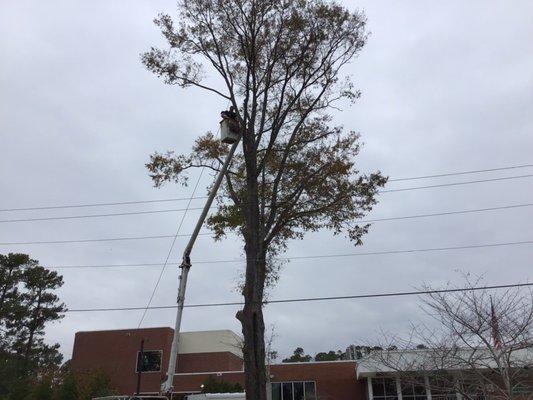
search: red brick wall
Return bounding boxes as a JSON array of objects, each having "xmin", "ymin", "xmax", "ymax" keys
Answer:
[
  {"xmin": 71, "ymin": 328, "xmax": 364, "ymax": 399},
  {"xmin": 71, "ymin": 328, "xmax": 243, "ymax": 395},
  {"xmin": 270, "ymin": 362, "xmax": 364, "ymax": 400},
  {"xmin": 176, "ymin": 352, "xmax": 243, "ymax": 373},
  {"xmin": 72, "ymin": 327, "xmax": 173, "ymax": 395},
  {"xmin": 169, "ymin": 362, "xmax": 364, "ymax": 400}
]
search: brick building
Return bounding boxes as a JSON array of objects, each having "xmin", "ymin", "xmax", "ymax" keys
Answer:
[
  {"xmin": 71, "ymin": 327, "xmax": 364, "ymax": 399},
  {"xmin": 71, "ymin": 327, "xmax": 532, "ymax": 400}
]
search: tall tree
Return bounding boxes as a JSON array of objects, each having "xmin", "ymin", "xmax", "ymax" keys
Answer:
[
  {"xmin": 55, "ymin": 372, "xmax": 79, "ymax": 400},
  {"xmin": 282, "ymin": 347, "xmax": 312, "ymax": 363},
  {"xmin": 15, "ymin": 266, "xmax": 66, "ymax": 369},
  {"xmin": 80, "ymin": 369, "xmax": 116, "ymax": 400},
  {"xmin": 315, "ymin": 350, "xmax": 343, "ymax": 361},
  {"xmin": 27, "ymin": 376, "xmax": 54, "ymax": 400},
  {"xmin": 142, "ymin": 1, "xmax": 386, "ymax": 398},
  {"xmin": 0, "ymin": 253, "xmax": 33, "ymax": 351}
]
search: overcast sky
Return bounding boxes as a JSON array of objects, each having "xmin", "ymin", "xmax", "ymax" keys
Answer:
[{"xmin": 1, "ymin": 0, "xmax": 532, "ymax": 362}]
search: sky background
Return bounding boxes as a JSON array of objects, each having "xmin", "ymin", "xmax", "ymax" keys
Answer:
[{"xmin": 1, "ymin": 0, "xmax": 532, "ymax": 361}]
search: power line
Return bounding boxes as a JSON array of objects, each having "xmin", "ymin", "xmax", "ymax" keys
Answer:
[
  {"xmin": 0, "ymin": 207, "xmax": 204, "ymax": 224},
  {"xmin": 359, "ymin": 202, "xmax": 533, "ymax": 224},
  {"xmin": 0, "ymin": 233, "xmax": 211, "ymax": 246},
  {"xmin": 2, "ymin": 175, "xmax": 533, "ymax": 224},
  {"xmin": 2, "ymin": 164, "xmax": 532, "ymax": 214},
  {"xmin": 48, "ymin": 239, "xmax": 533, "ymax": 270},
  {"xmin": 382, "ymin": 174, "xmax": 533, "ymax": 193},
  {"xmin": 3, "ymin": 202, "xmax": 532, "ymax": 246},
  {"xmin": 137, "ymin": 167, "xmax": 206, "ymax": 328},
  {"xmin": 0, "ymin": 196, "xmax": 208, "ymax": 212},
  {"xmin": 389, "ymin": 163, "xmax": 533, "ymax": 182},
  {"xmin": 64, "ymin": 282, "xmax": 533, "ymax": 312}
]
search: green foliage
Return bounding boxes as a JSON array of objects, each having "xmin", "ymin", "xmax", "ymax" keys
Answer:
[
  {"xmin": 282, "ymin": 348, "xmax": 347, "ymax": 362},
  {"xmin": 5, "ymin": 376, "xmax": 31, "ymax": 400},
  {"xmin": 0, "ymin": 253, "xmax": 66, "ymax": 398},
  {"xmin": 143, "ymin": 0, "xmax": 387, "ymax": 260},
  {"xmin": 81, "ymin": 369, "xmax": 115, "ymax": 400},
  {"xmin": 202, "ymin": 376, "xmax": 244, "ymax": 394},
  {"xmin": 282, "ymin": 347, "xmax": 312, "ymax": 363},
  {"xmin": 314, "ymin": 350, "xmax": 343, "ymax": 362},
  {"xmin": 27, "ymin": 376, "xmax": 53, "ymax": 400},
  {"xmin": 55, "ymin": 372, "xmax": 79, "ymax": 400}
]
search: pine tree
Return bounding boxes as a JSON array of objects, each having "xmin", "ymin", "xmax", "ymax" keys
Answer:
[
  {"xmin": 55, "ymin": 372, "xmax": 79, "ymax": 400},
  {"xmin": 0, "ymin": 253, "xmax": 66, "ymax": 397},
  {"xmin": 14, "ymin": 266, "xmax": 66, "ymax": 371},
  {"xmin": 82, "ymin": 369, "xmax": 115, "ymax": 400}
]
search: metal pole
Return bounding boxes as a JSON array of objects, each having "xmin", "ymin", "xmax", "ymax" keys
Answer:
[
  {"xmin": 161, "ymin": 138, "xmax": 240, "ymax": 395},
  {"xmin": 136, "ymin": 339, "xmax": 145, "ymax": 395}
]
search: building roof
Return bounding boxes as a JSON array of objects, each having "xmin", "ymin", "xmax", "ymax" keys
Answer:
[{"xmin": 356, "ymin": 347, "xmax": 533, "ymax": 378}]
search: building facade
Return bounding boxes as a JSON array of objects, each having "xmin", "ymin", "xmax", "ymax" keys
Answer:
[
  {"xmin": 71, "ymin": 327, "xmax": 364, "ymax": 399},
  {"xmin": 71, "ymin": 328, "xmax": 532, "ymax": 400}
]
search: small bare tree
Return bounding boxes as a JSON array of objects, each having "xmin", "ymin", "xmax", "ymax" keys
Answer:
[
  {"xmin": 367, "ymin": 279, "xmax": 533, "ymax": 400},
  {"xmin": 142, "ymin": 1, "xmax": 386, "ymax": 399}
]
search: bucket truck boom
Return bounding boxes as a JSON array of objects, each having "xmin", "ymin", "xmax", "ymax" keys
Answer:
[{"xmin": 161, "ymin": 109, "xmax": 241, "ymax": 396}]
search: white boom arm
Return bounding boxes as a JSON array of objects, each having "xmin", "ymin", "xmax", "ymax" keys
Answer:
[{"xmin": 161, "ymin": 137, "xmax": 240, "ymax": 395}]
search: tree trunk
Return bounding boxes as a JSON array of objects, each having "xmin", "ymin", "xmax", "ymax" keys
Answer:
[
  {"xmin": 237, "ymin": 127, "xmax": 268, "ymax": 400},
  {"xmin": 237, "ymin": 213, "xmax": 268, "ymax": 400},
  {"xmin": 0, "ymin": 266, "xmax": 15, "ymax": 317},
  {"xmin": 237, "ymin": 251, "xmax": 267, "ymax": 400},
  {"xmin": 24, "ymin": 290, "xmax": 42, "ymax": 370}
]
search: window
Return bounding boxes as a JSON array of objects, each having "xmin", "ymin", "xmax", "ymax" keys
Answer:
[
  {"xmin": 136, "ymin": 350, "xmax": 162, "ymax": 373},
  {"xmin": 304, "ymin": 382, "xmax": 316, "ymax": 400},
  {"xmin": 294, "ymin": 382, "xmax": 304, "ymax": 400},
  {"xmin": 271, "ymin": 381, "xmax": 316, "ymax": 400},
  {"xmin": 372, "ymin": 378, "xmax": 398, "ymax": 400},
  {"xmin": 430, "ymin": 377, "xmax": 457, "ymax": 400},
  {"xmin": 459, "ymin": 383, "xmax": 486, "ymax": 400},
  {"xmin": 272, "ymin": 383, "xmax": 282, "ymax": 400},
  {"xmin": 401, "ymin": 378, "xmax": 427, "ymax": 400},
  {"xmin": 283, "ymin": 383, "xmax": 293, "ymax": 400}
]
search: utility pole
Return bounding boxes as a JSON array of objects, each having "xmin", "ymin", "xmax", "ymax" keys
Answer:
[
  {"xmin": 161, "ymin": 109, "xmax": 241, "ymax": 397},
  {"xmin": 136, "ymin": 339, "xmax": 145, "ymax": 395}
]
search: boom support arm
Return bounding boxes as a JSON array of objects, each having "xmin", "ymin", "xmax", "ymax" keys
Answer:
[{"xmin": 161, "ymin": 138, "xmax": 240, "ymax": 395}]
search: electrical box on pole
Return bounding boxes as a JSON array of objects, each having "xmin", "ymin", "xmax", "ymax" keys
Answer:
[{"xmin": 160, "ymin": 108, "xmax": 241, "ymax": 397}]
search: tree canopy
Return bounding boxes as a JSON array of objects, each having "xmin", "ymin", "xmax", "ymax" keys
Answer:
[
  {"xmin": 0, "ymin": 253, "xmax": 67, "ymax": 399},
  {"xmin": 282, "ymin": 347, "xmax": 312, "ymax": 363},
  {"xmin": 202, "ymin": 376, "xmax": 244, "ymax": 393}
]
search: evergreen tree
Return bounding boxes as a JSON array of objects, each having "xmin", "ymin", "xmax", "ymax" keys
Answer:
[
  {"xmin": 282, "ymin": 347, "xmax": 312, "ymax": 363},
  {"xmin": 202, "ymin": 376, "xmax": 243, "ymax": 394},
  {"xmin": 0, "ymin": 254, "xmax": 33, "ymax": 353},
  {"xmin": 27, "ymin": 376, "xmax": 53, "ymax": 400},
  {"xmin": 81, "ymin": 369, "xmax": 115, "ymax": 400},
  {"xmin": 14, "ymin": 266, "xmax": 66, "ymax": 369},
  {"xmin": 55, "ymin": 372, "xmax": 78, "ymax": 400},
  {"xmin": 314, "ymin": 350, "xmax": 341, "ymax": 362},
  {"xmin": 0, "ymin": 253, "xmax": 66, "ymax": 398}
]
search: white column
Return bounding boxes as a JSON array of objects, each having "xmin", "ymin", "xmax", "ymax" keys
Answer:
[
  {"xmin": 424, "ymin": 375, "xmax": 432, "ymax": 400},
  {"xmin": 396, "ymin": 376, "xmax": 403, "ymax": 400},
  {"xmin": 367, "ymin": 377, "xmax": 374, "ymax": 400}
]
